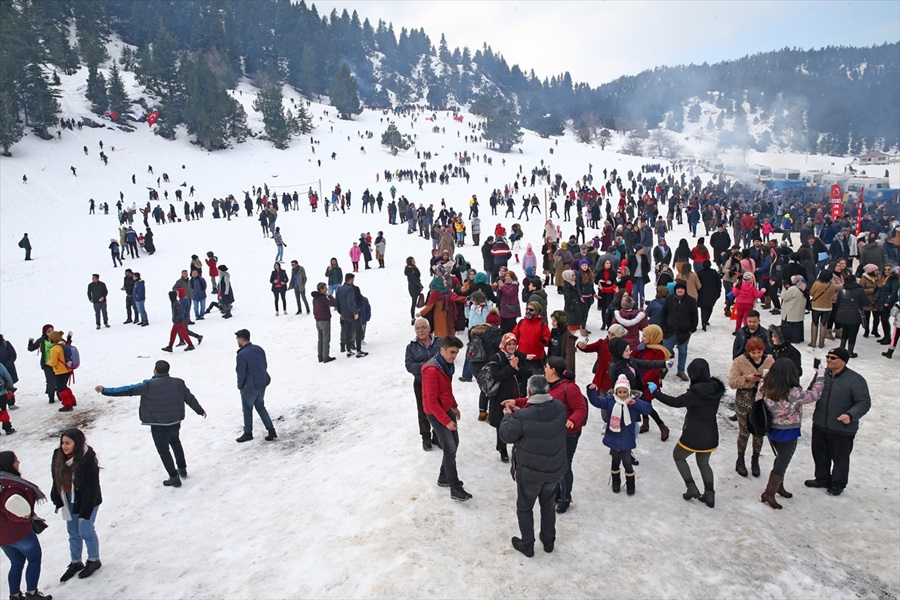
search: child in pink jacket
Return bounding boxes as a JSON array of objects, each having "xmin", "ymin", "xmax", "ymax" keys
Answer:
[
  {"xmin": 349, "ymin": 242, "xmax": 362, "ymax": 272},
  {"xmin": 732, "ymin": 272, "xmax": 766, "ymax": 330}
]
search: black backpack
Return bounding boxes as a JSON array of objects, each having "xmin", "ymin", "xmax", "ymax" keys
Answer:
[
  {"xmin": 476, "ymin": 360, "xmax": 501, "ymax": 398},
  {"xmin": 746, "ymin": 399, "xmax": 771, "ymax": 437}
]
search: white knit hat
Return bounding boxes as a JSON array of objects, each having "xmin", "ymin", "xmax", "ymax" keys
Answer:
[{"xmin": 614, "ymin": 374, "xmax": 631, "ymax": 394}]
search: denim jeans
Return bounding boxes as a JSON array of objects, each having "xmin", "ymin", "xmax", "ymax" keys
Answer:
[
  {"xmin": 632, "ymin": 280, "xmax": 645, "ymax": 306},
  {"xmin": 134, "ymin": 300, "xmax": 148, "ymax": 324},
  {"xmin": 92, "ymin": 301, "xmax": 108, "ymax": 326},
  {"xmin": 2, "ymin": 531, "xmax": 42, "ymax": 594},
  {"xmin": 192, "ymin": 298, "xmax": 206, "ymax": 319},
  {"xmin": 663, "ymin": 335, "xmax": 689, "ymax": 373},
  {"xmin": 179, "ymin": 298, "xmax": 192, "ymax": 321},
  {"xmin": 240, "ymin": 387, "xmax": 274, "ymax": 434},
  {"xmin": 276, "ymin": 244, "xmax": 284, "ymax": 262},
  {"xmin": 67, "ymin": 505, "xmax": 100, "ymax": 562},
  {"xmin": 461, "ymin": 356, "xmax": 472, "ymax": 379}
]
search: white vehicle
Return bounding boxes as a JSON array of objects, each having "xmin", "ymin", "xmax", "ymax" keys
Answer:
[
  {"xmin": 820, "ymin": 173, "xmax": 851, "ymax": 190},
  {"xmin": 772, "ymin": 168, "xmax": 801, "ymax": 180},
  {"xmin": 723, "ymin": 163, "xmax": 749, "ymax": 180},
  {"xmin": 800, "ymin": 171, "xmax": 825, "ymax": 185},
  {"xmin": 748, "ymin": 164, "xmax": 773, "ymax": 181},
  {"xmin": 846, "ymin": 177, "xmax": 891, "ymax": 200}
]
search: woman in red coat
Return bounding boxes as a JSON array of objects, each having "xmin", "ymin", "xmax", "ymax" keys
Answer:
[{"xmin": 632, "ymin": 324, "xmax": 671, "ymax": 440}]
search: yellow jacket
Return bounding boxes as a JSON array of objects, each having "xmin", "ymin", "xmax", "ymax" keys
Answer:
[{"xmin": 47, "ymin": 343, "xmax": 70, "ymax": 375}]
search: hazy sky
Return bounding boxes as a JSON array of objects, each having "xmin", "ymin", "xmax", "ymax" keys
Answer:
[{"xmin": 310, "ymin": 0, "xmax": 900, "ymax": 86}]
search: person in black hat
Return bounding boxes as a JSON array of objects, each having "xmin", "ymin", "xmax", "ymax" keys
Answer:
[
  {"xmin": 805, "ymin": 347, "xmax": 871, "ymax": 496},
  {"xmin": 661, "ymin": 280, "xmax": 698, "ymax": 381}
]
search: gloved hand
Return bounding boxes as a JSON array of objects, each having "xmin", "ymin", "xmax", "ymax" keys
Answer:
[
  {"xmin": 647, "ymin": 382, "xmax": 658, "ymax": 394},
  {"xmin": 666, "ymin": 359, "xmax": 675, "ymax": 370}
]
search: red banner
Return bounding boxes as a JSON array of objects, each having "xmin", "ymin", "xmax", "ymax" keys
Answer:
[
  {"xmin": 830, "ymin": 184, "xmax": 843, "ymax": 219},
  {"xmin": 856, "ymin": 187, "xmax": 864, "ymax": 235}
]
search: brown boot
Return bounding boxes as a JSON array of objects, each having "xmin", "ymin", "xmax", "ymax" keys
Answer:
[
  {"xmin": 478, "ymin": 410, "xmax": 488, "ymax": 422},
  {"xmin": 818, "ymin": 324, "xmax": 827, "ymax": 348},
  {"xmin": 761, "ymin": 472, "xmax": 784, "ymax": 509},
  {"xmin": 639, "ymin": 414, "xmax": 650, "ymax": 434},
  {"xmin": 808, "ymin": 323, "xmax": 818, "ymax": 348},
  {"xmin": 777, "ymin": 480, "xmax": 793, "ymax": 499}
]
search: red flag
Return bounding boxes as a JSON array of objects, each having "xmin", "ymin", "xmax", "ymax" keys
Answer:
[{"xmin": 147, "ymin": 112, "xmax": 159, "ymax": 127}]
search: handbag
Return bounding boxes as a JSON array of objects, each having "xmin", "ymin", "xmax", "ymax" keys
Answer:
[
  {"xmin": 746, "ymin": 399, "xmax": 771, "ymax": 437},
  {"xmin": 415, "ymin": 293, "xmax": 425, "ymax": 309},
  {"xmin": 32, "ymin": 516, "xmax": 48, "ymax": 535}
]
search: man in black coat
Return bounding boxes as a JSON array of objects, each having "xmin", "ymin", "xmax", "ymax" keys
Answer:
[
  {"xmin": 661, "ymin": 281, "xmax": 698, "ymax": 380},
  {"xmin": 87, "ymin": 274, "xmax": 110, "ymax": 329},
  {"xmin": 696, "ymin": 260, "xmax": 722, "ymax": 330},
  {"xmin": 481, "ymin": 236, "xmax": 495, "ymax": 281},
  {"xmin": 96, "ymin": 360, "xmax": 206, "ymax": 488},
  {"xmin": 499, "ymin": 375, "xmax": 567, "ymax": 557},
  {"xmin": 121, "ymin": 268, "xmax": 136, "ymax": 324},
  {"xmin": 18, "ymin": 233, "xmax": 31, "ymax": 260},
  {"xmin": 709, "ymin": 224, "xmax": 732, "ymax": 266},
  {"xmin": 627, "ymin": 245, "xmax": 652, "ymax": 306},
  {"xmin": 336, "ymin": 273, "xmax": 366, "ymax": 357}
]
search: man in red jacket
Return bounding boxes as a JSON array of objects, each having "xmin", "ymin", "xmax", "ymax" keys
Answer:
[{"xmin": 421, "ymin": 335, "xmax": 472, "ymax": 501}]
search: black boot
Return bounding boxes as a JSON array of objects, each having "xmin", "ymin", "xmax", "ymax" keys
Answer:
[
  {"xmin": 683, "ymin": 480, "xmax": 701, "ymax": 500},
  {"xmin": 625, "ymin": 472, "xmax": 636, "ymax": 495},
  {"xmin": 736, "ymin": 454, "xmax": 748, "ymax": 477},
  {"xmin": 60, "ymin": 561, "xmax": 84, "ymax": 582},
  {"xmin": 78, "ymin": 559, "xmax": 102, "ymax": 579},
  {"xmin": 883, "ymin": 348, "xmax": 895, "ymax": 358},
  {"xmin": 511, "ymin": 536, "xmax": 534, "ymax": 557},
  {"xmin": 699, "ymin": 489, "xmax": 715, "ymax": 508},
  {"xmin": 751, "ymin": 453, "xmax": 761, "ymax": 478},
  {"xmin": 611, "ymin": 469, "xmax": 621, "ymax": 493}
]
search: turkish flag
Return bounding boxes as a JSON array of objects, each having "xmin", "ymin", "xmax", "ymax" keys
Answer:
[
  {"xmin": 830, "ymin": 184, "xmax": 842, "ymax": 200},
  {"xmin": 147, "ymin": 112, "xmax": 160, "ymax": 127}
]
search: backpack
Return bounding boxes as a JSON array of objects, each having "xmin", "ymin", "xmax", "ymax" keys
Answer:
[
  {"xmin": 63, "ymin": 345, "xmax": 80, "ymax": 371},
  {"xmin": 476, "ymin": 360, "xmax": 500, "ymax": 398},
  {"xmin": 746, "ymin": 399, "xmax": 771, "ymax": 437}
]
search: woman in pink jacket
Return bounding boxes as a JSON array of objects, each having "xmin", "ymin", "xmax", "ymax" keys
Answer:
[{"xmin": 732, "ymin": 272, "xmax": 766, "ymax": 331}]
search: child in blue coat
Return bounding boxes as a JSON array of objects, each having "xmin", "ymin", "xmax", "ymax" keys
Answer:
[{"xmin": 588, "ymin": 374, "xmax": 652, "ymax": 495}]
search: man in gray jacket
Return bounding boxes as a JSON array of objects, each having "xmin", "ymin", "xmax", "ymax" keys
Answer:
[
  {"xmin": 499, "ymin": 375, "xmax": 567, "ymax": 557},
  {"xmin": 96, "ymin": 360, "xmax": 206, "ymax": 488},
  {"xmin": 806, "ymin": 347, "xmax": 871, "ymax": 496},
  {"xmin": 405, "ymin": 318, "xmax": 442, "ymax": 451}
]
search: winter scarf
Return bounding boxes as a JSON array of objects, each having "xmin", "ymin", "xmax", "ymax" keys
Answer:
[
  {"xmin": 0, "ymin": 472, "xmax": 46, "ymax": 503},
  {"xmin": 609, "ymin": 375, "xmax": 633, "ymax": 433},
  {"xmin": 641, "ymin": 324, "xmax": 671, "ymax": 359}
]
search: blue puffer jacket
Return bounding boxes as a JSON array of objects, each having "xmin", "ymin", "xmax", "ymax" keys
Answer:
[{"xmin": 587, "ymin": 387, "xmax": 651, "ymax": 451}]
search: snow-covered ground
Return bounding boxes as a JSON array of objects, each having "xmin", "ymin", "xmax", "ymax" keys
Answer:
[{"xmin": 0, "ymin": 65, "xmax": 898, "ymax": 600}]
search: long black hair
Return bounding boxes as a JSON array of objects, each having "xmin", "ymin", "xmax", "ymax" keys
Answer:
[
  {"xmin": 0, "ymin": 450, "xmax": 19, "ymax": 476},
  {"xmin": 760, "ymin": 358, "xmax": 800, "ymax": 403}
]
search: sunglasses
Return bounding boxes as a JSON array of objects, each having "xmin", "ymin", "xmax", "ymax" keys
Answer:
[{"xmin": 825, "ymin": 355, "xmax": 840, "ymax": 360}]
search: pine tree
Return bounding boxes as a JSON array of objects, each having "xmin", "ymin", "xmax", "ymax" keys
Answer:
[
  {"xmin": 687, "ymin": 102, "xmax": 702, "ymax": 123},
  {"xmin": 182, "ymin": 55, "xmax": 242, "ymax": 150},
  {"xmin": 21, "ymin": 64, "xmax": 60, "ymax": 137},
  {"xmin": 0, "ymin": 91, "xmax": 24, "ymax": 156},
  {"xmin": 330, "ymin": 63, "xmax": 362, "ymax": 119},
  {"xmin": 86, "ymin": 66, "xmax": 108, "ymax": 114},
  {"xmin": 482, "ymin": 108, "xmax": 522, "ymax": 152},
  {"xmin": 253, "ymin": 84, "xmax": 299, "ymax": 149},
  {"xmin": 294, "ymin": 102, "xmax": 312, "ymax": 134},
  {"xmin": 298, "ymin": 44, "xmax": 318, "ymax": 98},
  {"xmin": 106, "ymin": 63, "xmax": 130, "ymax": 116},
  {"xmin": 381, "ymin": 121, "xmax": 410, "ymax": 155}
]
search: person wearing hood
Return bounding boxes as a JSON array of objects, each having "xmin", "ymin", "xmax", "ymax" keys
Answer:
[
  {"xmin": 490, "ymin": 235, "xmax": 512, "ymax": 281},
  {"xmin": 611, "ymin": 294, "xmax": 648, "ymax": 350},
  {"xmin": 876, "ymin": 264, "xmax": 899, "ymax": 345},
  {"xmin": 1, "ymin": 450, "xmax": 52, "ymax": 599},
  {"xmin": 834, "ymin": 274, "xmax": 871, "ymax": 358},
  {"xmin": 779, "ymin": 275, "xmax": 807, "ymax": 344},
  {"xmin": 51, "ymin": 428, "xmax": 103, "ymax": 581},
  {"xmin": 858, "ymin": 264, "xmax": 880, "ymax": 338},
  {"xmin": 495, "ymin": 270, "xmax": 521, "ymax": 334},
  {"xmin": 696, "ymin": 260, "xmax": 722, "ymax": 331},
  {"xmin": 109, "ymin": 238, "xmax": 123, "ymax": 267},
  {"xmin": 522, "ymin": 278, "xmax": 548, "ymax": 324},
  {"xmin": 770, "ymin": 325, "xmax": 802, "ymax": 376},
  {"xmin": 651, "ymin": 358, "xmax": 725, "ymax": 508},
  {"xmin": 728, "ymin": 337, "xmax": 774, "ymax": 478},
  {"xmin": 417, "ymin": 276, "xmax": 466, "ymax": 339},
  {"xmin": 552, "ymin": 244, "xmax": 574, "ymax": 293},
  {"xmin": 488, "ymin": 333, "xmax": 529, "ymax": 463},
  {"xmin": 358, "ymin": 233, "xmax": 373, "ymax": 269},
  {"xmin": 731, "ymin": 272, "xmax": 766, "ymax": 333},
  {"xmin": 646, "ymin": 286, "xmax": 668, "ymax": 326},
  {"xmin": 633, "ymin": 324, "xmax": 672, "ymax": 441},
  {"xmin": 673, "ymin": 239, "xmax": 691, "ymax": 275},
  {"xmin": 587, "ymin": 374, "xmax": 652, "ymax": 495},
  {"xmin": 499, "ymin": 375, "xmax": 568, "ymax": 557},
  {"xmin": 522, "ymin": 243, "xmax": 538, "ymax": 278}
]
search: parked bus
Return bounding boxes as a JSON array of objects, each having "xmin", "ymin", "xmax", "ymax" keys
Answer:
[
  {"xmin": 748, "ymin": 164, "xmax": 773, "ymax": 181},
  {"xmin": 772, "ymin": 168, "xmax": 801, "ymax": 180},
  {"xmin": 846, "ymin": 177, "xmax": 891, "ymax": 200}
]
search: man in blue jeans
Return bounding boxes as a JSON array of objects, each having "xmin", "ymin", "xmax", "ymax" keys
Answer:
[
  {"xmin": 234, "ymin": 329, "xmax": 277, "ymax": 443},
  {"xmin": 660, "ymin": 281, "xmax": 698, "ymax": 381}
]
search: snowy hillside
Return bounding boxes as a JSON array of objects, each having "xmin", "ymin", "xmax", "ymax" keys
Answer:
[{"xmin": 0, "ymin": 65, "xmax": 898, "ymax": 600}]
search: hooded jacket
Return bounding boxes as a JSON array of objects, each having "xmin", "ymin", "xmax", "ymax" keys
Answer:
[{"xmin": 653, "ymin": 359, "xmax": 725, "ymax": 452}]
